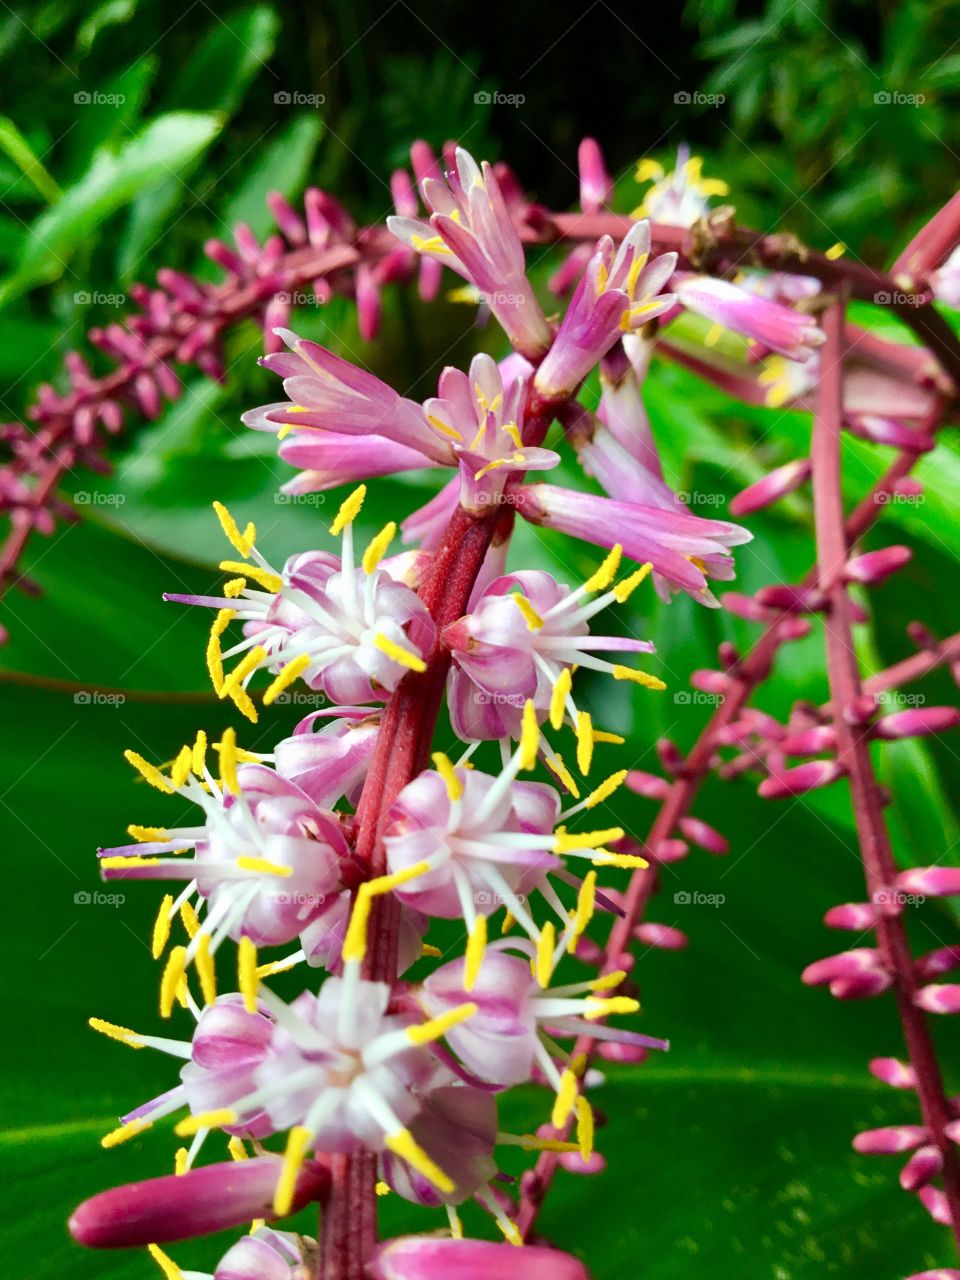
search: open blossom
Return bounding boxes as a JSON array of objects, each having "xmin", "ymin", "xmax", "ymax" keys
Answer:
[
  {"xmin": 387, "ymin": 146, "xmax": 551, "ymax": 358},
  {"xmin": 633, "ymin": 145, "xmax": 730, "ymax": 226},
  {"xmin": 534, "ymin": 221, "xmax": 677, "ymax": 400},
  {"xmin": 166, "ymin": 491, "xmax": 436, "ymax": 717}
]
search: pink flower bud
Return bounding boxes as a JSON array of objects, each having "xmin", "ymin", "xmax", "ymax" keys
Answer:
[
  {"xmin": 916, "ymin": 946, "xmax": 960, "ymax": 979},
  {"xmin": 873, "ymin": 707, "xmax": 960, "ymax": 740},
  {"xmin": 901, "ymin": 1144, "xmax": 943, "ymax": 1190},
  {"xmin": 914, "ymin": 983, "xmax": 960, "ymax": 1014},
  {"xmin": 721, "ymin": 592, "xmax": 774, "ymax": 621},
  {"xmin": 729, "ymin": 458, "xmax": 811, "ymax": 516},
  {"xmin": 718, "ymin": 640, "xmax": 739, "ymax": 669},
  {"xmin": 759, "ymin": 759, "xmax": 844, "ymax": 798},
  {"xmin": 369, "ymin": 1237, "xmax": 590, "ymax": 1280},
  {"xmin": 830, "ymin": 970, "xmax": 893, "ymax": 999},
  {"xmin": 869, "ymin": 1057, "xmax": 918, "ymax": 1090},
  {"xmin": 802, "ymin": 948, "xmax": 884, "ymax": 987},
  {"xmin": 904, "ymin": 1271, "xmax": 960, "ymax": 1280},
  {"xmin": 634, "ymin": 922, "xmax": 688, "ymax": 950},
  {"xmin": 896, "ymin": 867, "xmax": 960, "ymax": 897},
  {"xmin": 678, "ymin": 815, "xmax": 729, "ymax": 855},
  {"xmin": 778, "ymin": 617, "xmax": 813, "ymax": 641},
  {"xmin": 917, "ymin": 1184, "xmax": 953, "ymax": 1226},
  {"xmin": 577, "ymin": 137, "xmax": 612, "ymax": 212},
  {"xmin": 780, "ymin": 726, "xmax": 837, "ymax": 755},
  {"xmin": 559, "ymin": 1149, "xmax": 607, "ymax": 1175},
  {"xmin": 844, "ymin": 546, "xmax": 912, "ymax": 585},
  {"xmin": 755, "ymin": 584, "xmax": 828, "ymax": 614},
  {"xmin": 853, "ymin": 1124, "xmax": 927, "ymax": 1154},
  {"xmin": 653, "ymin": 838, "xmax": 689, "ymax": 863},
  {"xmin": 625, "ymin": 770, "xmax": 670, "ymax": 800},
  {"xmin": 843, "ymin": 694, "xmax": 879, "ymax": 725},
  {"xmin": 690, "ymin": 668, "xmax": 730, "ymax": 695},
  {"xmin": 824, "ymin": 902, "xmax": 878, "ymax": 930},
  {"xmin": 656, "ymin": 739, "xmax": 686, "ymax": 775},
  {"xmin": 598, "ymin": 1041, "xmax": 648, "ymax": 1064},
  {"xmin": 847, "ymin": 414, "xmax": 936, "ymax": 451}
]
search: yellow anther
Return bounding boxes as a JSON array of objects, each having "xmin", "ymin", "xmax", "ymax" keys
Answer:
[
  {"xmin": 568, "ymin": 871, "xmax": 597, "ymax": 954},
  {"xmin": 592, "ymin": 851, "xmax": 649, "ymax": 869},
  {"xmin": 196, "ymin": 934, "xmax": 217, "ymax": 1006},
  {"xmin": 583, "ymin": 770, "xmax": 627, "ymax": 809},
  {"xmin": 220, "ymin": 646, "xmax": 268, "ymax": 700},
  {"xmin": 362, "ymin": 522, "xmax": 397, "ymax": 575},
  {"xmin": 501, "ymin": 421, "xmax": 523, "ymax": 449},
  {"xmin": 147, "ymin": 1243, "xmax": 183, "ymax": 1280},
  {"xmin": 576, "ymin": 711, "xmax": 594, "ymax": 776},
  {"xmin": 549, "ymin": 668, "xmax": 571, "ymax": 731},
  {"xmin": 576, "ymin": 1096, "xmax": 595, "ymax": 1160},
  {"xmin": 545, "ymin": 754, "xmax": 580, "ymax": 798},
  {"xmin": 411, "ymin": 232, "xmax": 453, "ymax": 256},
  {"xmin": 206, "ymin": 609, "xmax": 235, "ymax": 694},
  {"xmin": 373, "ymin": 633, "xmax": 427, "ymax": 673},
  {"xmin": 236, "ymin": 855, "xmax": 293, "ymax": 878},
  {"xmin": 590, "ymin": 969, "xmax": 627, "ymax": 992},
  {"xmin": 89, "ymin": 1016, "xmax": 144, "ymax": 1049},
  {"xmin": 825, "ymin": 241, "xmax": 846, "ymax": 260},
  {"xmin": 125, "ymin": 750, "xmax": 175, "ymax": 794},
  {"xmin": 464, "ymin": 915, "xmax": 487, "ymax": 991},
  {"xmin": 249, "ymin": 1218, "xmax": 266, "ymax": 1234},
  {"xmin": 612, "ymin": 665, "xmax": 666, "ymax": 690},
  {"xmin": 273, "ymin": 1125, "xmax": 312, "ymax": 1216},
  {"xmin": 226, "ymin": 682, "xmax": 258, "ymax": 724},
  {"xmin": 375, "ymin": 1180, "xmax": 391, "ymax": 1196},
  {"xmin": 407, "ymin": 1003, "xmax": 478, "ymax": 1046},
  {"xmin": 512, "ymin": 593, "xmax": 544, "ymax": 631},
  {"xmin": 174, "ymin": 1147, "xmax": 189, "ymax": 1176},
  {"xmin": 519, "ymin": 700, "xmax": 539, "ymax": 770},
  {"xmin": 513, "ymin": 1134, "xmax": 580, "ymax": 1152},
  {"xmin": 331, "ymin": 484, "xmax": 366, "ymax": 536},
  {"xmin": 171, "ymin": 745, "xmax": 193, "ymax": 790},
  {"xmin": 584, "ymin": 544, "xmax": 622, "ymax": 593},
  {"xmin": 100, "ymin": 855, "xmax": 159, "ymax": 870},
  {"xmin": 535, "ymin": 921, "xmax": 556, "ymax": 988},
  {"xmin": 341, "ymin": 863, "xmax": 429, "ymax": 964},
  {"xmin": 152, "ymin": 895, "xmax": 174, "ymax": 959},
  {"xmin": 703, "ymin": 322, "xmax": 725, "ymax": 348},
  {"xmin": 127, "ymin": 825, "xmax": 167, "ymax": 842},
  {"xmin": 256, "ymin": 955, "xmax": 301, "ymax": 979},
  {"xmin": 554, "ymin": 826, "xmax": 625, "ymax": 854},
  {"xmin": 635, "ymin": 158, "xmax": 664, "ymax": 182},
  {"xmin": 213, "ymin": 502, "xmax": 256, "ymax": 558},
  {"xmin": 180, "ymin": 900, "xmax": 201, "ymax": 939},
  {"xmin": 592, "ymin": 730, "xmax": 624, "ymax": 745},
  {"xmin": 101, "ymin": 1118, "xmax": 152, "ymax": 1148},
  {"xmin": 192, "ymin": 731, "xmax": 207, "ymax": 776},
  {"xmin": 551, "ymin": 1069, "xmax": 578, "ymax": 1128},
  {"xmin": 228, "ymin": 1136, "xmax": 248, "ymax": 1161},
  {"xmin": 427, "ymin": 414, "xmax": 464, "ymax": 441},
  {"xmin": 220, "ymin": 561, "xmax": 282, "ymax": 593},
  {"xmin": 612, "ymin": 563, "xmax": 652, "ymax": 603},
  {"xmin": 473, "ymin": 457, "xmax": 510, "ymax": 481},
  {"xmin": 160, "ymin": 946, "xmax": 187, "ymax": 1019},
  {"xmin": 432, "ymin": 752, "xmax": 463, "ymax": 802},
  {"xmin": 219, "ymin": 727, "xmax": 239, "ymax": 794},
  {"xmin": 175, "ymin": 973, "xmax": 190, "ymax": 1011},
  {"xmin": 174, "ymin": 1108, "xmax": 238, "ymax": 1137},
  {"xmin": 238, "ymin": 936, "xmax": 258, "ymax": 1013},
  {"xmin": 496, "ymin": 1218, "xmax": 523, "ymax": 1247},
  {"xmin": 583, "ymin": 995, "xmax": 640, "ymax": 1020},
  {"xmin": 421, "ymin": 943, "xmax": 442, "ymax": 958},
  {"xmin": 224, "ymin": 577, "xmax": 247, "ymax": 598},
  {"xmin": 384, "ymin": 1129, "xmax": 454, "ymax": 1194},
  {"xmin": 448, "ymin": 1205, "xmax": 464, "ymax": 1237}
]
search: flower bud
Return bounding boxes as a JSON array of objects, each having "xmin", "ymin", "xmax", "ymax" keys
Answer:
[
  {"xmin": 844, "ymin": 546, "xmax": 912, "ymax": 585},
  {"xmin": 868, "ymin": 1057, "xmax": 917, "ymax": 1090},
  {"xmin": 914, "ymin": 983, "xmax": 960, "ymax": 1014},
  {"xmin": 729, "ymin": 458, "xmax": 811, "ymax": 517},
  {"xmin": 853, "ymin": 1125, "xmax": 927, "ymax": 1154}
]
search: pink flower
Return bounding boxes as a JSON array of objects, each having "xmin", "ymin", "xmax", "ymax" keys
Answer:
[
  {"xmin": 381, "ymin": 1083, "xmax": 497, "ymax": 1207},
  {"xmin": 370, "ymin": 1236, "xmax": 591, "ymax": 1279},
  {"xmin": 387, "ymin": 147, "xmax": 551, "ymax": 358},
  {"xmin": 673, "ymin": 274, "xmax": 825, "ymax": 360},
  {"xmin": 633, "ymin": 145, "xmax": 729, "ymax": 227}
]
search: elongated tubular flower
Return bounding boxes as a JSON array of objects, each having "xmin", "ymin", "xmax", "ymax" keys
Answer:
[
  {"xmin": 99, "ymin": 734, "xmax": 350, "ymax": 982},
  {"xmin": 419, "ymin": 944, "xmax": 666, "ymax": 1095},
  {"xmin": 387, "ymin": 147, "xmax": 551, "ymax": 359},
  {"xmin": 633, "ymin": 145, "xmax": 729, "ymax": 226},
  {"xmin": 70, "ymin": 1157, "xmax": 328, "ymax": 1248},
  {"xmin": 165, "ymin": 491, "xmax": 435, "ymax": 716},
  {"xmin": 672, "ymin": 274, "xmax": 825, "ymax": 361},
  {"xmin": 512, "ymin": 483, "xmax": 752, "ymax": 603},
  {"xmin": 533, "ymin": 222, "xmax": 677, "ymax": 401},
  {"xmin": 382, "ymin": 746, "xmax": 646, "ymax": 952},
  {"xmin": 443, "ymin": 566, "xmax": 659, "ymax": 742},
  {"xmin": 370, "ymin": 1236, "xmax": 590, "ymax": 1280},
  {"xmin": 380, "ymin": 1082, "xmax": 497, "ymax": 1208}
]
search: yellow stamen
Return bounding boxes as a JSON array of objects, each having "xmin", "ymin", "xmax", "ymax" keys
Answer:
[
  {"xmin": 513, "ymin": 1134, "xmax": 581, "ymax": 1152},
  {"xmin": 496, "ymin": 1218, "xmax": 523, "ymax": 1247},
  {"xmin": 592, "ymin": 730, "xmax": 624, "ymax": 745},
  {"xmin": 220, "ymin": 561, "xmax": 282, "ymax": 593},
  {"xmin": 220, "ymin": 645, "xmax": 268, "ymax": 700},
  {"xmin": 568, "ymin": 871, "xmax": 597, "ymax": 954},
  {"xmin": 384, "ymin": 1129, "xmax": 454, "ymax": 1194},
  {"xmin": 206, "ymin": 608, "xmax": 235, "ymax": 694},
  {"xmin": 535, "ymin": 921, "xmax": 556, "ymax": 988},
  {"xmin": 362, "ymin": 522, "xmax": 397, "ymax": 574},
  {"xmin": 213, "ymin": 502, "xmax": 256, "ymax": 558},
  {"xmin": 519, "ymin": 699, "xmax": 539, "ymax": 770},
  {"xmin": 256, "ymin": 955, "xmax": 301, "ymax": 978},
  {"xmin": 464, "ymin": 915, "xmax": 487, "ymax": 991},
  {"xmin": 228, "ymin": 1136, "xmax": 248, "ymax": 1161},
  {"xmin": 501, "ymin": 421, "xmax": 523, "ymax": 449},
  {"xmin": 549, "ymin": 668, "xmax": 571, "ymax": 731},
  {"xmin": 180, "ymin": 900, "xmax": 201, "ymax": 939},
  {"xmin": 238, "ymin": 936, "xmax": 258, "ymax": 1013},
  {"xmin": 447, "ymin": 1205, "xmax": 464, "ymax": 1237},
  {"xmin": 407, "ymin": 1003, "xmax": 478, "ymax": 1046},
  {"xmin": 825, "ymin": 241, "xmax": 846, "ymax": 260},
  {"xmin": 250, "ymin": 1218, "xmax": 266, "ymax": 1233},
  {"xmin": 125, "ymin": 750, "xmax": 174, "ymax": 794},
  {"xmin": 174, "ymin": 1147, "xmax": 189, "ymax": 1176},
  {"xmin": 261, "ymin": 654, "xmax": 310, "ymax": 707},
  {"xmin": 612, "ymin": 562, "xmax": 652, "ymax": 603},
  {"xmin": 512, "ymin": 593, "xmax": 544, "ymax": 631},
  {"xmin": 592, "ymin": 851, "xmax": 649, "ymax": 869},
  {"xmin": 373, "ymin": 633, "xmax": 426, "ymax": 673},
  {"xmin": 473, "ymin": 457, "xmax": 510, "ymax": 481},
  {"xmin": 411, "ymin": 232, "xmax": 453, "ymax": 255},
  {"xmin": 612, "ymin": 665, "xmax": 666, "ymax": 690},
  {"xmin": 174, "ymin": 1108, "xmax": 237, "ymax": 1137},
  {"xmin": 590, "ymin": 970, "xmax": 627, "ymax": 992},
  {"xmin": 273, "ymin": 1125, "xmax": 312, "ymax": 1215},
  {"xmin": 421, "ymin": 943, "xmax": 442, "ymax": 958},
  {"xmin": 89, "ymin": 1016, "xmax": 144, "ymax": 1049},
  {"xmin": 576, "ymin": 711, "xmax": 594, "ymax": 775},
  {"xmin": 151, "ymin": 895, "xmax": 174, "ymax": 959},
  {"xmin": 635, "ymin": 158, "xmax": 664, "ymax": 182},
  {"xmin": 583, "ymin": 995, "xmax": 640, "ymax": 1020},
  {"xmin": 170, "ymin": 745, "xmax": 192, "ymax": 790},
  {"xmin": 226, "ymin": 682, "xmax": 258, "ymax": 724},
  {"xmin": 583, "ymin": 544, "xmax": 622, "ymax": 593},
  {"xmin": 375, "ymin": 1180, "xmax": 391, "ymax": 1196},
  {"xmin": 583, "ymin": 770, "xmax": 627, "ymax": 809},
  {"xmin": 545, "ymin": 754, "xmax": 580, "ymax": 798},
  {"xmin": 427, "ymin": 414, "xmax": 464, "ymax": 441},
  {"xmin": 195, "ymin": 934, "xmax": 217, "ymax": 1005},
  {"xmin": 100, "ymin": 854, "xmax": 159, "ymax": 870},
  {"xmin": 236, "ymin": 855, "xmax": 293, "ymax": 878},
  {"xmin": 219, "ymin": 728, "xmax": 239, "ymax": 794},
  {"xmin": 576, "ymin": 1096, "xmax": 595, "ymax": 1160},
  {"xmin": 160, "ymin": 946, "xmax": 187, "ymax": 1019},
  {"xmin": 147, "ymin": 1243, "xmax": 183, "ymax": 1280},
  {"xmin": 704, "ymin": 322, "xmax": 725, "ymax": 348},
  {"xmin": 192, "ymin": 731, "xmax": 207, "ymax": 776},
  {"xmin": 101, "ymin": 1118, "xmax": 152, "ymax": 1148},
  {"xmin": 128, "ymin": 825, "xmax": 167, "ymax": 842},
  {"xmin": 554, "ymin": 826, "xmax": 624, "ymax": 853},
  {"xmin": 341, "ymin": 863, "xmax": 432, "ymax": 965},
  {"xmin": 432, "ymin": 752, "xmax": 463, "ymax": 802},
  {"xmin": 330, "ymin": 484, "xmax": 366, "ymax": 536},
  {"xmin": 501, "ymin": 910, "xmax": 516, "ymax": 934},
  {"xmin": 551, "ymin": 1069, "xmax": 578, "ymax": 1128},
  {"xmin": 224, "ymin": 577, "xmax": 247, "ymax": 598}
]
